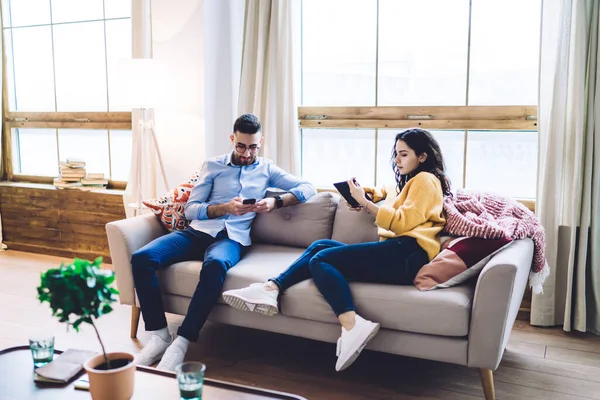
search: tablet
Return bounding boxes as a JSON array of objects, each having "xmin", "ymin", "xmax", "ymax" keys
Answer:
[{"xmin": 333, "ymin": 181, "xmax": 371, "ymax": 208}]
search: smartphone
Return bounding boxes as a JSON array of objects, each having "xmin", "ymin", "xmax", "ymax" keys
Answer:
[{"xmin": 242, "ymin": 198, "xmax": 256, "ymax": 205}]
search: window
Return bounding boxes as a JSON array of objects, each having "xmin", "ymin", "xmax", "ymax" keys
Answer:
[
  {"xmin": 300, "ymin": 0, "xmax": 540, "ymax": 200},
  {"xmin": 2, "ymin": 0, "xmax": 132, "ymax": 185}
]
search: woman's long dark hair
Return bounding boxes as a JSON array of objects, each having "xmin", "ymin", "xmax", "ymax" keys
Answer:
[{"xmin": 390, "ymin": 128, "xmax": 451, "ymax": 196}]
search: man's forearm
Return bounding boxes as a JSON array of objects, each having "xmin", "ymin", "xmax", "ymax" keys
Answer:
[
  {"xmin": 207, "ymin": 203, "xmax": 229, "ymax": 219},
  {"xmin": 281, "ymin": 193, "xmax": 300, "ymax": 207}
]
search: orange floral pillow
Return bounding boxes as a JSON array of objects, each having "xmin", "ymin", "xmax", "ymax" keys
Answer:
[{"xmin": 142, "ymin": 169, "xmax": 201, "ymax": 231}]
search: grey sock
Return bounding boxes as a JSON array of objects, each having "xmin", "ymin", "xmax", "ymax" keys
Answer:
[
  {"xmin": 152, "ymin": 327, "xmax": 171, "ymax": 342},
  {"xmin": 172, "ymin": 336, "xmax": 190, "ymax": 353}
]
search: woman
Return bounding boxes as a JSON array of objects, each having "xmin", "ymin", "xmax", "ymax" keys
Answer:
[{"xmin": 222, "ymin": 128, "xmax": 451, "ymax": 371}]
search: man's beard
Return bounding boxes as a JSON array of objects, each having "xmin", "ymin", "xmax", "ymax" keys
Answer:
[{"xmin": 232, "ymin": 152, "xmax": 256, "ymax": 165}]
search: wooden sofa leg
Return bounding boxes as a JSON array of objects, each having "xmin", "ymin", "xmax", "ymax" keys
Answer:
[
  {"xmin": 479, "ymin": 368, "xmax": 495, "ymax": 400},
  {"xmin": 130, "ymin": 306, "xmax": 141, "ymax": 339}
]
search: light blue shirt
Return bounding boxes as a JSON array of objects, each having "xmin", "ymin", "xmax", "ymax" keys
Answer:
[{"xmin": 185, "ymin": 152, "xmax": 316, "ymax": 246}]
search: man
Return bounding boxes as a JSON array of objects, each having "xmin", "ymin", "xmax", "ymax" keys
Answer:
[{"xmin": 132, "ymin": 113, "xmax": 316, "ymax": 370}]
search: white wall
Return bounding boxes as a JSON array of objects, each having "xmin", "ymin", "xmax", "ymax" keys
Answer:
[
  {"xmin": 151, "ymin": 0, "xmax": 205, "ymax": 189},
  {"xmin": 203, "ymin": 0, "xmax": 245, "ymax": 158}
]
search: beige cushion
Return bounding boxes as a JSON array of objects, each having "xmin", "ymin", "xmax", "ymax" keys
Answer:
[
  {"xmin": 158, "ymin": 244, "xmax": 305, "ymax": 300},
  {"xmin": 251, "ymin": 192, "xmax": 338, "ymax": 248},
  {"xmin": 280, "ymin": 279, "xmax": 473, "ymax": 337},
  {"xmin": 158, "ymin": 244, "xmax": 473, "ymax": 337},
  {"xmin": 331, "ymin": 196, "xmax": 380, "ymax": 244}
]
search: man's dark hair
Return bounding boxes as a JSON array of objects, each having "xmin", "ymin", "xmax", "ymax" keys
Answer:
[{"xmin": 233, "ymin": 113, "xmax": 261, "ymax": 134}]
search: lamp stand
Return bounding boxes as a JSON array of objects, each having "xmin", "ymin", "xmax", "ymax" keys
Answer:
[{"xmin": 134, "ymin": 107, "xmax": 170, "ymax": 216}]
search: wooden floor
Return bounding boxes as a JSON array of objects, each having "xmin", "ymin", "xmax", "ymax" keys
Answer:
[{"xmin": 2, "ymin": 250, "xmax": 600, "ymax": 399}]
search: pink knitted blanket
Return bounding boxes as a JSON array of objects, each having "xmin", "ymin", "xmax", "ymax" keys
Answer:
[{"xmin": 443, "ymin": 191, "xmax": 550, "ymax": 293}]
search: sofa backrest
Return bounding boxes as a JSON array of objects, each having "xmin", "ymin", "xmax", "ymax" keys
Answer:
[
  {"xmin": 251, "ymin": 192, "xmax": 339, "ymax": 248},
  {"xmin": 330, "ymin": 195, "xmax": 380, "ymax": 244}
]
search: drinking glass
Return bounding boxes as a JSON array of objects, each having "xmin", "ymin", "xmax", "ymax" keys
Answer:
[
  {"xmin": 175, "ymin": 361, "xmax": 206, "ymax": 400},
  {"xmin": 29, "ymin": 335, "xmax": 54, "ymax": 368}
]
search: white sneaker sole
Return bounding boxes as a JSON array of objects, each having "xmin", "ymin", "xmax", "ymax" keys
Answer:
[
  {"xmin": 222, "ymin": 292, "xmax": 279, "ymax": 316},
  {"xmin": 337, "ymin": 322, "xmax": 380, "ymax": 372}
]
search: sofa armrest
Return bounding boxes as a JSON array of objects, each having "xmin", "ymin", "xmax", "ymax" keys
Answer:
[
  {"xmin": 105, "ymin": 213, "xmax": 166, "ymax": 306},
  {"xmin": 467, "ymin": 238, "xmax": 534, "ymax": 370}
]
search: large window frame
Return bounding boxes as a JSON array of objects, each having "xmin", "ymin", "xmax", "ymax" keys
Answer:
[
  {"xmin": 0, "ymin": 0, "xmax": 132, "ymax": 190},
  {"xmin": 2, "ymin": 111, "xmax": 132, "ymax": 189},
  {"xmin": 298, "ymin": 0, "xmax": 540, "ymax": 208},
  {"xmin": 298, "ymin": 105, "xmax": 537, "ymax": 210}
]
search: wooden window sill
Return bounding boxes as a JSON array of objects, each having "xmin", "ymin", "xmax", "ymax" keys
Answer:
[{"xmin": 0, "ymin": 181, "xmax": 125, "ymax": 196}]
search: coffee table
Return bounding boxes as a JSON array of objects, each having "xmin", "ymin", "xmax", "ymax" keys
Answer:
[{"xmin": 0, "ymin": 346, "xmax": 306, "ymax": 399}]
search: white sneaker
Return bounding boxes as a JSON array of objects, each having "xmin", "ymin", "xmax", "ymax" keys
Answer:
[
  {"xmin": 335, "ymin": 315, "xmax": 380, "ymax": 372},
  {"xmin": 156, "ymin": 342, "xmax": 186, "ymax": 371},
  {"xmin": 222, "ymin": 283, "xmax": 279, "ymax": 316},
  {"xmin": 134, "ymin": 333, "xmax": 173, "ymax": 366}
]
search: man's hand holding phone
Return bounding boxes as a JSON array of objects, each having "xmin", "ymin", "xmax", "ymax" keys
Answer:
[
  {"xmin": 253, "ymin": 198, "xmax": 276, "ymax": 214},
  {"xmin": 228, "ymin": 197, "xmax": 256, "ymax": 216}
]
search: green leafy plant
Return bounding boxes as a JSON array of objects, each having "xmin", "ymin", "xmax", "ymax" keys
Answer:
[{"xmin": 37, "ymin": 257, "xmax": 119, "ymax": 368}]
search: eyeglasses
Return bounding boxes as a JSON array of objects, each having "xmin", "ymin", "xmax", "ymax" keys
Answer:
[{"xmin": 234, "ymin": 142, "xmax": 260, "ymax": 154}]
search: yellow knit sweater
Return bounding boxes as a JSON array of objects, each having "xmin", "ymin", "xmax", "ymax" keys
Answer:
[{"xmin": 364, "ymin": 172, "xmax": 446, "ymax": 261}]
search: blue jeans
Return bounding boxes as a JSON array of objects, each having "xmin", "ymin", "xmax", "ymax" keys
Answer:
[
  {"xmin": 271, "ymin": 237, "xmax": 428, "ymax": 316},
  {"xmin": 131, "ymin": 227, "xmax": 246, "ymax": 342}
]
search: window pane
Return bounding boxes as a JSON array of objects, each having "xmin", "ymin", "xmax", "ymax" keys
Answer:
[
  {"xmin": 468, "ymin": 0, "xmax": 541, "ymax": 105},
  {"xmin": 12, "ymin": 128, "xmax": 58, "ymax": 176},
  {"xmin": 104, "ymin": 0, "xmax": 131, "ymax": 19},
  {"xmin": 301, "ymin": 129, "xmax": 376, "ymax": 187},
  {"xmin": 2, "ymin": 0, "xmax": 11, "ymax": 27},
  {"xmin": 109, "ymin": 130, "xmax": 132, "ymax": 181},
  {"xmin": 53, "ymin": 21, "xmax": 107, "ymax": 111},
  {"xmin": 106, "ymin": 18, "xmax": 132, "ymax": 111},
  {"xmin": 378, "ymin": 0, "xmax": 469, "ymax": 105},
  {"xmin": 51, "ymin": 0, "xmax": 103, "ymax": 23},
  {"xmin": 376, "ymin": 129, "xmax": 464, "ymax": 189},
  {"xmin": 301, "ymin": 0, "xmax": 377, "ymax": 106},
  {"xmin": 465, "ymin": 131, "xmax": 537, "ymax": 198},
  {"xmin": 4, "ymin": 29, "xmax": 16, "ymax": 110},
  {"xmin": 9, "ymin": 0, "xmax": 51, "ymax": 27},
  {"xmin": 11, "ymin": 26, "xmax": 56, "ymax": 111},
  {"xmin": 58, "ymin": 129, "xmax": 110, "ymax": 177}
]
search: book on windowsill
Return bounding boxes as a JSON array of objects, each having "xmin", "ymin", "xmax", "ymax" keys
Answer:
[
  {"xmin": 64, "ymin": 158, "xmax": 86, "ymax": 168},
  {"xmin": 86, "ymin": 172, "xmax": 105, "ymax": 180},
  {"xmin": 58, "ymin": 177, "xmax": 83, "ymax": 183},
  {"xmin": 59, "ymin": 162, "xmax": 86, "ymax": 170},
  {"xmin": 60, "ymin": 174, "xmax": 86, "ymax": 180},
  {"xmin": 53, "ymin": 178, "xmax": 82, "ymax": 189},
  {"xmin": 80, "ymin": 179, "xmax": 108, "ymax": 186}
]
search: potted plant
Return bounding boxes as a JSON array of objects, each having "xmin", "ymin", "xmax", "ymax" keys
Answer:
[{"xmin": 37, "ymin": 257, "xmax": 135, "ymax": 400}]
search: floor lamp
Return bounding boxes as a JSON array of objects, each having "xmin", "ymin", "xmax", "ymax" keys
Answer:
[{"xmin": 120, "ymin": 59, "xmax": 170, "ymax": 216}]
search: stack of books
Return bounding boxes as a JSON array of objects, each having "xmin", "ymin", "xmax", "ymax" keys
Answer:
[
  {"xmin": 53, "ymin": 159, "xmax": 87, "ymax": 190},
  {"xmin": 80, "ymin": 173, "xmax": 109, "ymax": 191}
]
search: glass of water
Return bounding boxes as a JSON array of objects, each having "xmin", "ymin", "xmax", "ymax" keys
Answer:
[
  {"xmin": 29, "ymin": 335, "xmax": 54, "ymax": 368},
  {"xmin": 175, "ymin": 361, "xmax": 206, "ymax": 400}
]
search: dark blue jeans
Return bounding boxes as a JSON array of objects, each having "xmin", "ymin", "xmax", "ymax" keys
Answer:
[
  {"xmin": 271, "ymin": 237, "xmax": 428, "ymax": 316},
  {"xmin": 131, "ymin": 227, "xmax": 246, "ymax": 342}
]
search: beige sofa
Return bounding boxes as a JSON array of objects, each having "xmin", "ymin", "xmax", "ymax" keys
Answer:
[{"xmin": 106, "ymin": 192, "xmax": 533, "ymax": 400}]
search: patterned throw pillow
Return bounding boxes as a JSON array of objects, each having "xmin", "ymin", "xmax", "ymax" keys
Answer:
[
  {"xmin": 413, "ymin": 236, "xmax": 514, "ymax": 290},
  {"xmin": 142, "ymin": 169, "xmax": 202, "ymax": 231}
]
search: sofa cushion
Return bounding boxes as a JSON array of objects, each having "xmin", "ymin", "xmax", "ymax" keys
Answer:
[
  {"xmin": 250, "ymin": 192, "xmax": 338, "ymax": 248},
  {"xmin": 280, "ymin": 279, "xmax": 473, "ymax": 337},
  {"xmin": 414, "ymin": 236, "xmax": 514, "ymax": 291},
  {"xmin": 331, "ymin": 195, "xmax": 380, "ymax": 244},
  {"xmin": 158, "ymin": 244, "xmax": 473, "ymax": 337},
  {"xmin": 158, "ymin": 244, "xmax": 305, "ymax": 299},
  {"xmin": 143, "ymin": 169, "xmax": 201, "ymax": 231}
]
